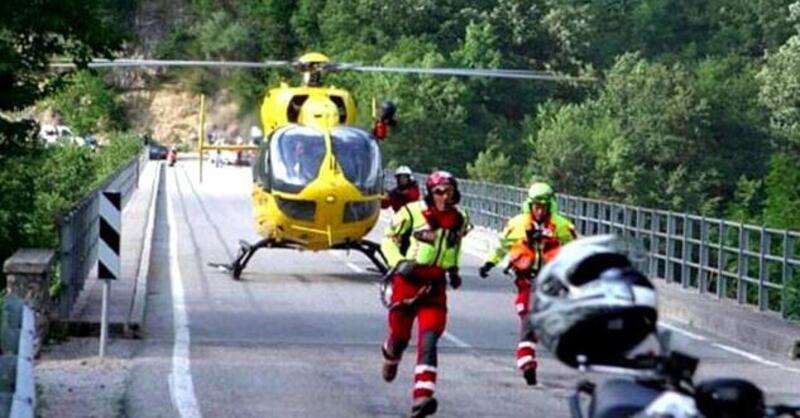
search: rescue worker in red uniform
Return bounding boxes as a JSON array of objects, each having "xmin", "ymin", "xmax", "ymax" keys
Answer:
[
  {"xmin": 478, "ymin": 182, "xmax": 576, "ymax": 385},
  {"xmin": 381, "ymin": 171, "xmax": 472, "ymax": 418},
  {"xmin": 381, "ymin": 165, "xmax": 421, "ymax": 212}
]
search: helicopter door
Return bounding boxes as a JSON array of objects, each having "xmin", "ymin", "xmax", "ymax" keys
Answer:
[{"xmin": 269, "ymin": 126, "xmax": 326, "ymax": 193}]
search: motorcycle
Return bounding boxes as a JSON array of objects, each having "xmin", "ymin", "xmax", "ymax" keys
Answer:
[
  {"xmin": 527, "ymin": 235, "xmax": 800, "ymax": 418},
  {"xmin": 566, "ymin": 313, "xmax": 799, "ymax": 418}
]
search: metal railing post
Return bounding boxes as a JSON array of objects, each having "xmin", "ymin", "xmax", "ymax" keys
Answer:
[
  {"xmin": 738, "ymin": 224, "xmax": 747, "ymax": 305},
  {"xmin": 666, "ymin": 212, "xmax": 675, "ymax": 283},
  {"xmin": 758, "ymin": 226, "xmax": 768, "ymax": 311},
  {"xmin": 682, "ymin": 214, "xmax": 690, "ymax": 288},
  {"xmin": 699, "ymin": 217, "xmax": 708, "ymax": 294},
  {"xmin": 782, "ymin": 230, "xmax": 791, "ymax": 318},
  {"xmin": 717, "ymin": 220, "xmax": 726, "ymax": 299}
]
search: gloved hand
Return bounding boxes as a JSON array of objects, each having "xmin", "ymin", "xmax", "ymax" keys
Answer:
[
  {"xmin": 479, "ymin": 261, "xmax": 495, "ymax": 279},
  {"xmin": 448, "ymin": 268, "xmax": 462, "ymax": 289},
  {"xmin": 395, "ymin": 260, "xmax": 415, "ymax": 277},
  {"xmin": 527, "ymin": 227, "xmax": 543, "ymax": 242}
]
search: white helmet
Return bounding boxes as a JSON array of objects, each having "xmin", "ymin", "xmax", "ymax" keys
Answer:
[
  {"xmin": 530, "ymin": 235, "xmax": 658, "ymax": 368},
  {"xmin": 395, "ymin": 165, "xmax": 413, "ymax": 176}
]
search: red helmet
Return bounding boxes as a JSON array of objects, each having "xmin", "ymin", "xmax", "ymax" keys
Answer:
[{"xmin": 424, "ymin": 170, "xmax": 461, "ymax": 205}]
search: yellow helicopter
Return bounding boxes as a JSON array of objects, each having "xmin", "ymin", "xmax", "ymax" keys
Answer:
[{"xmin": 52, "ymin": 53, "xmax": 592, "ymax": 279}]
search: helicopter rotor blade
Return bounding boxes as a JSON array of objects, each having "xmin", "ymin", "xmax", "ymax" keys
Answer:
[
  {"xmin": 338, "ymin": 64, "xmax": 595, "ymax": 82},
  {"xmin": 49, "ymin": 58, "xmax": 291, "ymax": 69}
]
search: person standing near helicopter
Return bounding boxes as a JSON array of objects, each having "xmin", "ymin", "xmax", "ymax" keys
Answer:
[
  {"xmin": 478, "ymin": 181, "xmax": 576, "ymax": 385},
  {"xmin": 380, "ymin": 170, "xmax": 471, "ymax": 418},
  {"xmin": 381, "ymin": 165, "xmax": 421, "ymax": 212}
]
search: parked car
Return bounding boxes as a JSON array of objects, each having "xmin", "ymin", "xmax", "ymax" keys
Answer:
[
  {"xmin": 39, "ymin": 124, "xmax": 77, "ymax": 146},
  {"xmin": 149, "ymin": 143, "xmax": 168, "ymax": 160}
]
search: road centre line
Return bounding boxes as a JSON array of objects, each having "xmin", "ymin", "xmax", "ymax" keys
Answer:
[{"xmin": 166, "ymin": 177, "xmax": 203, "ymax": 418}]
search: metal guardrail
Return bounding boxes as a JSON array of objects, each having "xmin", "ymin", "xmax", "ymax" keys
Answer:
[
  {"xmin": 9, "ymin": 305, "xmax": 34, "ymax": 418},
  {"xmin": 56, "ymin": 149, "xmax": 147, "ymax": 318},
  {"xmin": 386, "ymin": 171, "xmax": 800, "ymax": 319},
  {"xmin": 0, "ymin": 297, "xmax": 35, "ymax": 418}
]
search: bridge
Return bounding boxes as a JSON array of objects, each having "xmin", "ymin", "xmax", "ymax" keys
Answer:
[{"xmin": 11, "ymin": 156, "xmax": 800, "ymax": 417}]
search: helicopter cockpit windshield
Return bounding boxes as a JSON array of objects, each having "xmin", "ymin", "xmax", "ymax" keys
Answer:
[
  {"xmin": 331, "ymin": 127, "xmax": 382, "ymax": 194},
  {"xmin": 270, "ymin": 126, "xmax": 326, "ymax": 192}
]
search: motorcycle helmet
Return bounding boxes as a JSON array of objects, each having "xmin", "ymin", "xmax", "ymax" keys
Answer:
[
  {"xmin": 530, "ymin": 235, "xmax": 658, "ymax": 368},
  {"xmin": 424, "ymin": 170, "xmax": 461, "ymax": 205}
]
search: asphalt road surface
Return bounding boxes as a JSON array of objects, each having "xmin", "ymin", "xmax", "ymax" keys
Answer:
[{"xmin": 124, "ymin": 159, "xmax": 800, "ymax": 418}]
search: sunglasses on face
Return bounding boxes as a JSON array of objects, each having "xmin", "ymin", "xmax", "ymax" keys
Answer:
[{"xmin": 432, "ymin": 187, "xmax": 453, "ymax": 196}]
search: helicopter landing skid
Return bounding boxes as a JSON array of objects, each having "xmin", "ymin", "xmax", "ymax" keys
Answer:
[
  {"xmin": 207, "ymin": 238, "xmax": 278, "ymax": 280},
  {"xmin": 332, "ymin": 240, "xmax": 389, "ymax": 274},
  {"xmin": 208, "ymin": 238, "xmax": 388, "ymax": 280}
]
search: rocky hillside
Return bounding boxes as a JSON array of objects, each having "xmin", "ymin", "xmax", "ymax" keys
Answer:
[{"xmin": 122, "ymin": 87, "xmax": 253, "ymax": 147}]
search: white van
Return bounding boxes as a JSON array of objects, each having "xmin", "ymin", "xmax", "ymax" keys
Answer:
[{"xmin": 39, "ymin": 124, "xmax": 78, "ymax": 145}]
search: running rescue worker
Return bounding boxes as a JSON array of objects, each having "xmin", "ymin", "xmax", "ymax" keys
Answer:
[
  {"xmin": 380, "ymin": 170, "xmax": 472, "ymax": 418},
  {"xmin": 478, "ymin": 181, "xmax": 576, "ymax": 385}
]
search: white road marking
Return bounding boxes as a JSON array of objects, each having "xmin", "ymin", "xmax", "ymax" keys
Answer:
[
  {"xmin": 658, "ymin": 322, "xmax": 708, "ymax": 341},
  {"xmin": 660, "ymin": 322, "xmax": 800, "ymax": 374},
  {"xmin": 166, "ymin": 179, "xmax": 203, "ymax": 418},
  {"xmin": 332, "ymin": 252, "xmax": 366, "ymax": 273},
  {"xmin": 711, "ymin": 343, "xmax": 800, "ymax": 373},
  {"xmin": 345, "ymin": 261, "xmax": 365, "ymax": 273},
  {"xmin": 443, "ymin": 331, "xmax": 472, "ymax": 349}
]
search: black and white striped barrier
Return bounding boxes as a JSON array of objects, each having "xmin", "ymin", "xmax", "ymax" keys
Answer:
[
  {"xmin": 98, "ymin": 191, "xmax": 120, "ymax": 357},
  {"xmin": 99, "ymin": 191, "xmax": 121, "ymax": 281}
]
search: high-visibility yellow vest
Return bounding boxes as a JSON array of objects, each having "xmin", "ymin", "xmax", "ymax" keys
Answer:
[{"xmin": 382, "ymin": 201, "xmax": 471, "ymax": 270}]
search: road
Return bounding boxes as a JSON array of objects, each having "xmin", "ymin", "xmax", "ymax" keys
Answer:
[{"xmin": 123, "ymin": 159, "xmax": 800, "ymax": 418}]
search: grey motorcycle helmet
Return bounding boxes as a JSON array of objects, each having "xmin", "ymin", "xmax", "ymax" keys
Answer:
[{"xmin": 530, "ymin": 235, "xmax": 658, "ymax": 368}]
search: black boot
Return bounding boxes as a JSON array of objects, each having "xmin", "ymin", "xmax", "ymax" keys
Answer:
[
  {"xmin": 409, "ymin": 397, "xmax": 438, "ymax": 418},
  {"xmin": 382, "ymin": 361, "xmax": 398, "ymax": 383},
  {"xmin": 523, "ymin": 367, "xmax": 537, "ymax": 386}
]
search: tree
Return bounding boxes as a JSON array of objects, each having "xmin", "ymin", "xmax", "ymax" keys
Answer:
[
  {"xmin": 0, "ymin": 0, "xmax": 127, "ymax": 114},
  {"xmin": 527, "ymin": 101, "xmax": 618, "ymax": 197},
  {"xmin": 758, "ymin": 35, "xmax": 800, "ymax": 150},
  {"xmin": 763, "ymin": 153, "xmax": 800, "ymax": 229},
  {"xmin": 47, "ymin": 71, "xmax": 125, "ymax": 135},
  {"xmin": 467, "ymin": 146, "xmax": 515, "ymax": 184},
  {"xmin": 597, "ymin": 54, "xmax": 716, "ymax": 212}
]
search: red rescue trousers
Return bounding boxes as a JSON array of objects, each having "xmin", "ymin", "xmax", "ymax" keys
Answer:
[
  {"xmin": 514, "ymin": 276, "xmax": 537, "ymax": 372},
  {"xmin": 382, "ymin": 269, "xmax": 447, "ymax": 401}
]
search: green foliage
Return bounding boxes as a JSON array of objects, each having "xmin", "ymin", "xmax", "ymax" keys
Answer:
[
  {"xmin": 0, "ymin": 0, "xmax": 128, "ymax": 113},
  {"xmin": 47, "ymin": 71, "xmax": 126, "ymax": 135},
  {"xmin": 527, "ymin": 101, "xmax": 618, "ymax": 197},
  {"xmin": 0, "ymin": 135, "xmax": 142, "ymax": 281},
  {"xmin": 763, "ymin": 153, "xmax": 800, "ymax": 230},
  {"xmin": 726, "ymin": 176, "xmax": 765, "ymax": 224},
  {"xmin": 144, "ymin": 0, "xmax": 800, "ymax": 233},
  {"xmin": 600, "ymin": 54, "xmax": 716, "ymax": 212},
  {"xmin": 94, "ymin": 133, "xmax": 144, "ymax": 182},
  {"xmin": 758, "ymin": 35, "xmax": 800, "ymax": 149},
  {"xmin": 467, "ymin": 146, "xmax": 514, "ymax": 184}
]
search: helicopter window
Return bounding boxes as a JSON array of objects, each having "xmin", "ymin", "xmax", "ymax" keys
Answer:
[
  {"xmin": 331, "ymin": 127, "xmax": 382, "ymax": 194},
  {"xmin": 269, "ymin": 126, "xmax": 326, "ymax": 193},
  {"xmin": 287, "ymin": 95, "xmax": 309, "ymax": 123},
  {"xmin": 329, "ymin": 95, "xmax": 347, "ymax": 123}
]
